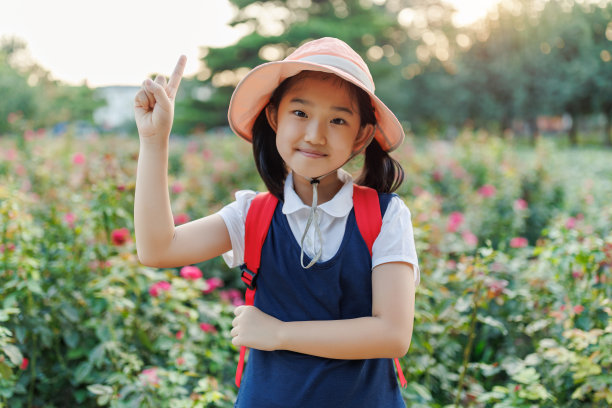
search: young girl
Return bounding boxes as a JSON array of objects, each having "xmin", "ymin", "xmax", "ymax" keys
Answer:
[{"xmin": 134, "ymin": 37, "xmax": 419, "ymax": 407}]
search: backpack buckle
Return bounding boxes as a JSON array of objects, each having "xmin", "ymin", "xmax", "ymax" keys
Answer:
[{"xmin": 239, "ymin": 264, "xmax": 257, "ymax": 290}]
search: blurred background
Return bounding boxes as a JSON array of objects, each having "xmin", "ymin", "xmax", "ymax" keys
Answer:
[
  {"xmin": 1, "ymin": 0, "xmax": 611, "ymax": 144},
  {"xmin": 1, "ymin": 1, "xmax": 611, "ymax": 407}
]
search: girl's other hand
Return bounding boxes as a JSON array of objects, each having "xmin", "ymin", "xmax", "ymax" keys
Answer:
[
  {"xmin": 231, "ymin": 306, "xmax": 283, "ymax": 351},
  {"xmin": 134, "ymin": 55, "xmax": 186, "ymax": 143}
]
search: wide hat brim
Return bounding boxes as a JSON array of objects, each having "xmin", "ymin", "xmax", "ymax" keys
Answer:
[{"xmin": 228, "ymin": 60, "xmax": 404, "ymax": 152}]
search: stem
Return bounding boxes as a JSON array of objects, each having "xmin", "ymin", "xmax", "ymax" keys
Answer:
[{"xmin": 454, "ymin": 280, "xmax": 483, "ymax": 407}]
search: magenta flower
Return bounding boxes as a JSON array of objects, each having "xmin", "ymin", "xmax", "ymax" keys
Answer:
[
  {"xmin": 176, "ymin": 330, "xmax": 184, "ymax": 340},
  {"xmin": 72, "ymin": 152, "xmax": 86, "ymax": 165},
  {"xmin": 447, "ymin": 211, "xmax": 464, "ymax": 232},
  {"xmin": 140, "ymin": 367, "xmax": 160, "ymax": 386},
  {"xmin": 203, "ymin": 277, "xmax": 224, "ymax": 294},
  {"xmin": 199, "ymin": 322, "xmax": 217, "ymax": 333},
  {"xmin": 513, "ymin": 199, "xmax": 528, "ymax": 211},
  {"xmin": 111, "ymin": 228, "xmax": 130, "ymax": 246},
  {"xmin": 478, "ymin": 184, "xmax": 496, "ymax": 198},
  {"xmin": 64, "ymin": 212, "xmax": 76, "ymax": 228},
  {"xmin": 220, "ymin": 289, "xmax": 245, "ymax": 306},
  {"xmin": 149, "ymin": 281, "xmax": 171, "ymax": 297},
  {"xmin": 509, "ymin": 237, "xmax": 528, "ymax": 248},
  {"xmin": 180, "ymin": 266, "xmax": 202, "ymax": 280},
  {"xmin": 462, "ymin": 230, "xmax": 478, "ymax": 247},
  {"xmin": 565, "ymin": 217, "xmax": 576, "ymax": 229},
  {"xmin": 171, "ymin": 181, "xmax": 184, "ymax": 194}
]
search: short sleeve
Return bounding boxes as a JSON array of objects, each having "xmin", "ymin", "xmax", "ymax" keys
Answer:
[
  {"xmin": 216, "ymin": 190, "xmax": 257, "ymax": 268},
  {"xmin": 371, "ymin": 195, "xmax": 420, "ymax": 285}
]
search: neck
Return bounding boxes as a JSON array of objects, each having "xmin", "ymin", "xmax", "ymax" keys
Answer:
[{"xmin": 292, "ymin": 170, "xmax": 343, "ymax": 205}]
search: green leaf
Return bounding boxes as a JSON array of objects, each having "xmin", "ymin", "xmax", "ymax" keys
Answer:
[
  {"xmin": 512, "ymin": 367, "xmax": 540, "ymax": 384},
  {"xmin": 0, "ymin": 360, "xmax": 13, "ymax": 379},
  {"xmin": 74, "ymin": 361, "xmax": 93, "ymax": 384},
  {"xmin": 3, "ymin": 344, "xmax": 22, "ymax": 365},
  {"xmin": 87, "ymin": 384, "xmax": 113, "ymax": 395},
  {"xmin": 478, "ymin": 315, "xmax": 508, "ymax": 335}
]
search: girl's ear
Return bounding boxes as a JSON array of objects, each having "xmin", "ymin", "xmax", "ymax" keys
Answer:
[
  {"xmin": 265, "ymin": 105, "xmax": 278, "ymax": 133},
  {"xmin": 352, "ymin": 123, "xmax": 375, "ymax": 153}
]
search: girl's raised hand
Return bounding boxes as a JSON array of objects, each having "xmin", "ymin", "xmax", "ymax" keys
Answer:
[{"xmin": 134, "ymin": 55, "xmax": 187, "ymax": 143}]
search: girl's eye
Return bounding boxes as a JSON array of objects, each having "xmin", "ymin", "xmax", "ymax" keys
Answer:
[
  {"xmin": 331, "ymin": 118, "xmax": 346, "ymax": 125},
  {"xmin": 292, "ymin": 110, "xmax": 307, "ymax": 118}
]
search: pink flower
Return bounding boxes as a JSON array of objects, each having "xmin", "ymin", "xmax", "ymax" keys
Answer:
[
  {"xmin": 487, "ymin": 279, "xmax": 508, "ymax": 298},
  {"xmin": 180, "ymin": 266, "xmax": 202, "ymax": 280},
  {"xmin": 111, "ymin": 228, "xmax": 130, "ymax": 246},
  {"xmin": 572, "ymin": 270, "xmax": 583, "ymax": 279},
  {"xmin": 203, "ymin": 277, "xmax": 224, "ymax": 294},
  {"xmin": 7, "ymin": 112, "xmax": 20, "ymax": 124},
  {"xmin": 462, "ymin": 230, "xmax": 478, "ymax": 247},
  {"xmin": 565, "ymin": 217, "xmax": 576, "ymax": 229},
  {"xmin": 509, "ymin": 237, "xmax": 528, "ymax": 248},
  {"xmin": 447, "ymin": 211, "xmax": 464, "ymax": 233},
  {"xmin": 171, "ymin": 181, "xmax": 184, "ymax": 194},
  {"xmin": 176, "ymin": 331, "xmax": 184, "ymax": 340},
  {"xmin": 64, "ymin": 213, "xmax": 76, "ymax": 228},
  {"xmin": 478, "ymin": 184, "xmax": 496, "ymax": 198},
  {"xmin": 72, "ymin": 152, "xmax": 86, "ymax": 165},
  {"xmin": 176, "ymin": 357, "xmax": 185, "ymax": 365},
  {"xmin": 4, "ymin": 148, "xmax": 17, "ymax": 161},
  {"xmin": 432, "ymin": 170, "xmax": 443, "ymax": 182},
  {"xmin": 573, "ymin": 305, "xmax": 584, "ymax": 314},
  {"xmin": 202, "ymin": 149, "xmax": 212, "ymax": 160},
  {"xmin": 24, "ymin": 130, "xmax": 35, "ymax": 141},
  {"xmin": 220, "ymin": 289, "xmax": 244, "ymax": 306},
  {"xmin": 173, "ymin": 213, "xmax": 190, "ymax": 225},
  {"xmin": 140, "ymin": 367, "xmax": 160, "ymax": 386},
  {"xmin": 20, "ymin": 357, "xmax": 29, "ymax": 370},
  {"xmin": 200, "ymin": 322, "xmax": 217, "ymax": 333},
  {"xmin": 513, "ymin": 199, "xmax": 528, "ymax": 211},
  {"xmin": 149, "ymin": 281, "xmax": 171, "ymax": 297}
]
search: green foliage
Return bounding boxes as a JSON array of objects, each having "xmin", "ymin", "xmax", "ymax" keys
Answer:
[{"xmin": 0, "ymin": 131, "xmax": 610, "ymax": 406}]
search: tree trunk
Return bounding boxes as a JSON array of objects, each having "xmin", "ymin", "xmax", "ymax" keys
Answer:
[
  {"xmin": 568, "ymin": 115, "xmax": 578, "ymax": 146},
  {"xmin": 605, "ymin": 113, "xmax": 612, "ymax": 147}
]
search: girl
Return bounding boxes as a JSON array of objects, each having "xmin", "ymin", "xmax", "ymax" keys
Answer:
[{"xmin": 134, "ymin": 37, "xmax": 419, "ymax": 407}]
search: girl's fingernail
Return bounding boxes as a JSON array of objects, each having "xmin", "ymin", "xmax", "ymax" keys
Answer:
[{"xmin": 145, "ymin": 79, "xmax": 153, "ymax": 87}]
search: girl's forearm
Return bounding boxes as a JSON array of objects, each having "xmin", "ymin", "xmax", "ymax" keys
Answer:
[
  {"xmin": 134, "ymin": 140, "xmax": 175, "ymax": 266},
  {"xmin": 277, "ymin": 316, "xmax": 413, "ymax": 359}
]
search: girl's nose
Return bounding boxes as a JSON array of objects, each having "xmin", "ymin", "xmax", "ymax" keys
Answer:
[{"xmin": 304, "ymin": 120, "xmax": 326, "ymax": 145}]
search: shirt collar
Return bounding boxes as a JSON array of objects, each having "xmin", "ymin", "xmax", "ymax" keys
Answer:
[{"xmin": 282, "ymin": 170, "xmax": 354, "ymax": 218}]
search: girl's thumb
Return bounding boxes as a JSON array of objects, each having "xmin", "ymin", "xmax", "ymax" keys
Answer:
[{"xmin": 145, "ymin": 79, "xmax": 170, "ymax": 110}]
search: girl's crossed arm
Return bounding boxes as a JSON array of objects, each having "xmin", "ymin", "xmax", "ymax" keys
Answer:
[{"xmin": 231, "ymin": 262, "xmax": 416, "ymax": 359}]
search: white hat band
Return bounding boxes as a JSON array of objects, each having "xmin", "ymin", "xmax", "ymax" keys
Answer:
[{"xmin": 298, "ymin": 55, "xmax": 375, "ymax": 93}]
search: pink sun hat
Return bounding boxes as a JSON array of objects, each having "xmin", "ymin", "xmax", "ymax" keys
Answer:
[{"xmin": 227, "ymin": 37, "xmax": 405, "ymax": 152}]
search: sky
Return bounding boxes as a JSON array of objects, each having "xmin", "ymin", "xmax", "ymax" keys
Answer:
[{"xmin": 0, "ymin": 0, "xmax": 500, "ymax": 88}]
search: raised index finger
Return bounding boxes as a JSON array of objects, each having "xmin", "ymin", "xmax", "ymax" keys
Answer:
[{"xmin": 166, "ymin": 55, "xmax": 187, "ymax": 100}]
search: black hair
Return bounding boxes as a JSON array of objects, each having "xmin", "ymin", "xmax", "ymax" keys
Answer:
[{"xmin": 252, "ymin": 70, "xmax": 404, "ymax": 200}]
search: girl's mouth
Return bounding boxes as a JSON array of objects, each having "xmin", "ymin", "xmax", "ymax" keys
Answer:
[{"xmin": 297, "ymin": 148, "xmax": 327, "ymax": 158}]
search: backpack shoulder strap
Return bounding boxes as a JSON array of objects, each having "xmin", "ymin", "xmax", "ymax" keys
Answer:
[
  {"xmin": 236, "ymin": 191, "xmax": 278, "ymax": 388},
  {"xmin": 241, "ymin": 192, "xmax": 278, "ymax": 293},
  {"xmin": 353, "ymin": 184, "xmax": 408, "ymax": 389},
  {"xmin": 352, "ymin": 184, "xmax": 382, "ymax": 257}
]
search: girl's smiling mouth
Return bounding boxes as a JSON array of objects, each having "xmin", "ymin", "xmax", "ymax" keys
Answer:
[{"xmin": 297, "ymin": 148, "xmax": 327, "ymax": 158}]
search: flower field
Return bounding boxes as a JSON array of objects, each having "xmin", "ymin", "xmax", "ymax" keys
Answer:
[{"xmin": 1, "ymin": 130, "xmax": 611, "ymax": 407}]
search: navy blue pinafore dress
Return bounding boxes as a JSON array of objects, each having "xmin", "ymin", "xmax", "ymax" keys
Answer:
[{"xmin": 234, "ymin": 193, "xmax": 406, "ymax": 408}]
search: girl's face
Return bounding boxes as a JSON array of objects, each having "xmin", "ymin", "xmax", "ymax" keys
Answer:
[{"xmin": 266, "ymin": 75, "xmax": 373, "ymax": 181}]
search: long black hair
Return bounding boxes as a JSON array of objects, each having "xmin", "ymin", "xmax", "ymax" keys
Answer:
[{"xmin": 252, "ymin": 70, "xmax": 404, "ymax": 200}]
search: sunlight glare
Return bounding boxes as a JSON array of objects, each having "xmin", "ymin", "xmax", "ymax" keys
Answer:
[{"xmin": 443, "ymin": 0, "xmax": 503, "ymax": 27}]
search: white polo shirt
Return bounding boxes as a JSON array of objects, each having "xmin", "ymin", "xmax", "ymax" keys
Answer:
[{"xmin": 218, "ymin": 170, "xmax": 420, "ymax": 284}]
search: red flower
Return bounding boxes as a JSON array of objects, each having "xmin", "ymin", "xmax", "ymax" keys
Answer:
[
  {"xmin": 176, "ymin": 330, "xmax": 184, "ymax": 340},
  {"xmin": 20, "ymin": 357, "xmax": 29, "ymax": 370},
  {"xmin": 173, "ymin": 213, "xmax": 190, "ymax": 225},
  {"xmin": 149, "ymin": 281, "xmax": 171, "ymax": 297},
  {"xmin": 200, "ymin": 322, "xmax": 217, "ymax": 333},
  {"xmin": 509, "ymin": 237, "xmax": 528, "ymax": 248},
  {"xmin": 573, "ymin": 305, "xmax": 585, "ymax": 314},
  {"xmin": 203, "ymin": 277, "xmax": 224, "ymax": 294},
  {"xmin": 111, "ymin": 228, "xmax": 130, "ymax": 246},
  {"xmin": 446, "ymin": 211, "xmax": 464, "ymax": 233},
  {"xmin": 180, "ymin": 266, "xmax": 202, "ymax": 280},
  {"xmin": 478, "ymin": 184, "xmax": 497, "ymax": 198},
  {"xmin": 171, "ymin": 181, "xmax": 184, "ymax": 194}
]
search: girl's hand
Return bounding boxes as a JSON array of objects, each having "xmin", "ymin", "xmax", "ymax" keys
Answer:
[
  {"xmin": 231, "ymin": 306, "xmax": 283, "ymax": 351},
  {"xmin": 134, "ymin": 55, "xmax": 186, "ymax": 143}
]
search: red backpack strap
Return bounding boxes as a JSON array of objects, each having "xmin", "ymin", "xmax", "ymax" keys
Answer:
[
  {"xmin": 235, "ymin": 192, "xmax": 278, "ymax": 387},
  {"xmin": 353, "ymin": 184, "xmax": 408, "ymax": 389}
]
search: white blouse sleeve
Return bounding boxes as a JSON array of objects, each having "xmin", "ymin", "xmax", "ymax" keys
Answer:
[
  {"xmin": 372, "ymin": 195, "xmax": 420, "ymax": 285},
  {"xmin": 216, "ymin": 190, "xmax": 257, "ymax": 268}
]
